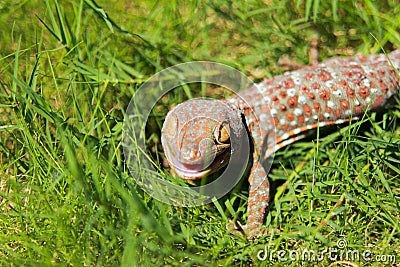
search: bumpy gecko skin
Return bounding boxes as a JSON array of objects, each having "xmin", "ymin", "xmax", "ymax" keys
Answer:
[
  {"xmin": 161, "ymin": 50, "xmax": 400, "ymax": 237},
  {"xmin": 161, "ymin": 99, "xmax": 245, "ymax": 180}
]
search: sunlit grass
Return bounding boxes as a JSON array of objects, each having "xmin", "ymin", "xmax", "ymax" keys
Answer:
[{"xmin": 0, "ymin": 0, "xmax": 399, "ymax": 265}]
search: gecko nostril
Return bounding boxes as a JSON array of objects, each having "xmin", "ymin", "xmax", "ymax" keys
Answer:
[{"xmin": 187, "ymin": 149, "xmax": 201, "ymax": 160}]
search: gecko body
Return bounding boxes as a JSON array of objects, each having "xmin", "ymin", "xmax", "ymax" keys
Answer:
[{"xmin": 161, "ymin": 50, "xmax": 400, "ymax": 237}]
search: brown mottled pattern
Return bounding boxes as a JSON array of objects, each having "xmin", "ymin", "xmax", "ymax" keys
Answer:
[{"xmin": 162, "ymin": 50, "xmax": 400, "ymax": 237}]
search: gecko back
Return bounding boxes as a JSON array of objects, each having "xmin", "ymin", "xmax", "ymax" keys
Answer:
[{"xmin": 231, "ymin": 50, "xmax": 400, "ymax": 151}]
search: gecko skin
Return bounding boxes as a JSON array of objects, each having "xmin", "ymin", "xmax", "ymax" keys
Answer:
[{"xmin": 161, "ymin": 50, "xmax": 400, "ymax": 237}]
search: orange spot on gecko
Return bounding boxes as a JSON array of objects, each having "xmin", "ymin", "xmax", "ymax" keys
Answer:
[
  {"xmin": 308, "ymin": 92, "xmax": 316, "ymax": 100},
  {"xmin": 303, "ymin": 105, "xmax": 312, "ymax": 116},
  {"xmin": 314, "ymin": 103, "xmax": 322, "ymax": 112},
  {"xmin": 280, "ymin": 104, "xmax": 287, "ymax": 111},
  {"xmin": 283, "ymin": 78, "xmax": 295, "ymax": 89},
  {"xmin": 297, "ymin": 115, "xmax": 305, "ymax": 124},
  {"xmin": 202, "ymin": 125, "xmax": 212, "ymax": 132},
  {"xmin": 286, "ymin": 112, "xmax": 295, "ymax": 121},
  {"xmin": 338, "ymin": 80, "xmax": 348, "ymax": 88},
  {"xmin": 343, "ymin": 71, "xmax": 352, "ymax": 78},
  {"xmin": 256, "ymin": 195, "xmax": 267, "ymax": 202},
  {"xmin": 358, "ymin": 87, "xmax": 369, "ymax": 98},
  {"xmin": 378, "ymin": 79, "xmax": 388, "ymax": 93},
  {"xmin": 340, "ymin": 99, "xmax": 350, "ymax": 110},
  {"xmin": 354, "ymin": 105, "xmax": 363, "ymax": 114},
  {"xmin": 346, "ymin": 89, "xmax": 355, "ymax": 98},
  {"xmin": 288, "ymin": 96, "xmax": 298, "ymax": 108},
  {"xmin": 311, "ymin": 82, "xmax": 321, "ymax": 90},
  {"xmin": 318, "ymin": 71, "xmax": 332, "ymax": 81},
  {"xmin": 300, "ymin": 86, "xmax": 309, "ymax": 93},
  {"xmin": 352, "ymin": 79, "xmax": 362, "ymax": 86},
  {"xmin": 305, "ymin": 73, "xmax": 314, "ymax": 80},
  {"xmin": 319, "ymin": 90, "xmax": 330, "ymax": 101},
  {"xmin": 270, "ymin": 117, "xmax": 279, "ymax": 126},
  {"xmin": 334, "ymin": 109, "xmax": 341, "ymax": 117}
]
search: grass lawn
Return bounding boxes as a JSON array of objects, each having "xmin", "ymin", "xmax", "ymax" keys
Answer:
[{"xmin": 0, "ymin": 0, "xmax": 399, "ymax": 265}]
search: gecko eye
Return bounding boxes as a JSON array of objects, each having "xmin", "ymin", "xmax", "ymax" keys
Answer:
[
  {"xmin": 214, "ymin": 122, "xmax": 230, "ymax": 144},
  {"xmin": 163, "ymin": 114, "xmax": 178, "ymax": 137}
]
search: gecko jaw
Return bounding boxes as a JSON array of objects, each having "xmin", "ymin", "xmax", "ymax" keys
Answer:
[
  {"xmin": 173, "ymin": 167, "xmax": 212, "ymax": 180},
  {"xmin": 168, "ymin": 147, "xmax": 231, "ymax": 180}
]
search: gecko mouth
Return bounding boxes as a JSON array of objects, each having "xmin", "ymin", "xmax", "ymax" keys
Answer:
[{"xmin": 168, "ymin": 144, "xmax": 231, "ymax": 180}]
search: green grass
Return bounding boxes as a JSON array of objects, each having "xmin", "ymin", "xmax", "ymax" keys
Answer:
[{"xmin": 0, "ymin": 0, "xmax": 399, "ymax": 265}]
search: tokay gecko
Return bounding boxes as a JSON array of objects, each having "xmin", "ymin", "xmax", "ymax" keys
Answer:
[{"xmin": 161, "ymin": 50, "xmax": 400, "ymax": 237}]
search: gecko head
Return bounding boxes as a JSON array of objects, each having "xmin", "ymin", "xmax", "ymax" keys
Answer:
[{"xmin": 161, "ymin": 98, "xmax": 245, "ymax": 180}]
